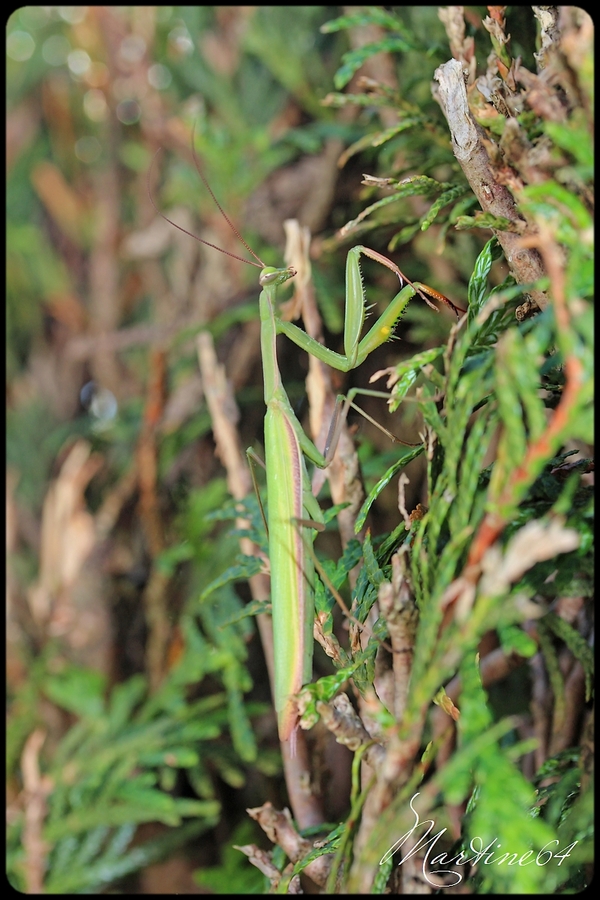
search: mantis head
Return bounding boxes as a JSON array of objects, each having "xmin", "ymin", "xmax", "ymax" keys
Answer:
[{"xmin": 260, "ymin": 266, "xmax": 297, "ymax": 288}]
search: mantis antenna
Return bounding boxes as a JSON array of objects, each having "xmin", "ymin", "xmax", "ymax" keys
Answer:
[{"xmin": 146, "ymin": 124, "xmax": 266, "ymax": 269}]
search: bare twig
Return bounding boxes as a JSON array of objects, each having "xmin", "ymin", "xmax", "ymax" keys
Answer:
[
  {"xmin": 20, "ymin": 729, "xmax": 52, "ymax": 894},
  {"xmin": 377, "ymin": 551, "xmax": 418, "ymax": 723},
  {"xmin": 233, "ymin": 843, "xmax": 288, "ymax": 887},
  {"xmin": 532, "ymin": 6, "xmax": 561, "ymax": 70},
  {"xmin": 246, "ymin": 802, "xmax": 332, "ymax": 888},
  {"xmin": 348, "ymin": 715, "xmax": 427, "ymax": 892},
  {"xmin": 432, "ymin": 58, "xmax": 549, "ymax": 314},
  {"xmin": 317, "ymin": 692, "xmax": 385, "ymax": 770}
]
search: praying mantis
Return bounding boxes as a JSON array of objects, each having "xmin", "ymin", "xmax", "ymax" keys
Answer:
[{"xmin": 149, "ymin": 144, "xmax": 464, "ymax": 742}]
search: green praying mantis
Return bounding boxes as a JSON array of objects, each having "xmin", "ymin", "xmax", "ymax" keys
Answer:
[{"xmin": 149, "ymin": 144, "xmax": 464, "ymax": 742}]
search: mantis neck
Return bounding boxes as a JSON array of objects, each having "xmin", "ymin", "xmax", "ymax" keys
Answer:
[{"xmin": 259, "ymin": 286, "xmax": 282, "ymax": 404}]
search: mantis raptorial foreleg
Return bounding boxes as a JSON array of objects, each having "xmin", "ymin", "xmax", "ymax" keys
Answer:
[
  {"xmin": 149, "ymin": 145, "xmax": 464, "ymax": 742},
  {"xmin": 277, "ymin": 244, "xmax": 464, "ymax": 373}
]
